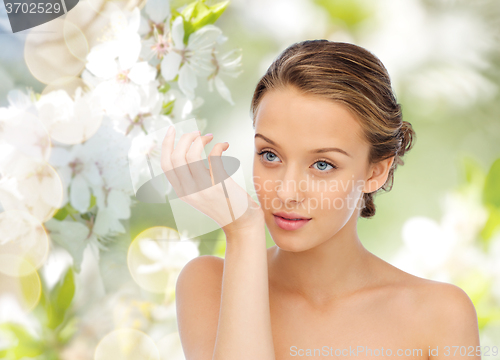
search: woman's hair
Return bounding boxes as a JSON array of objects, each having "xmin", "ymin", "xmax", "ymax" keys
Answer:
[{"xmin": 250, "ymin": 40, "xmax": 415, "ymax": 218}]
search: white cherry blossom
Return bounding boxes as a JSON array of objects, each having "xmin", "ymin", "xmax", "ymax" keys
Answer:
[
  {"xmin": 36, "ymin": 88, "xmax": 103, "ymax": 145},
  {"xmin": 136, "ymin": 231, "xmax": 199, "ymax": 275},
  {"xmin": 207, "ymin": 48, "xmax": 243, "ymax": 105},
  {"xmin": 160, "ymin": 16, "xmax": 223, "ymax": 99},
  {"xmin": 86, "ymin": 8, "xmax": 158, "ymax": 118}
]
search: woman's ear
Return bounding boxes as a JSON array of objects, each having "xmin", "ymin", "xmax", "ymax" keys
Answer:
[{"xmin": 363, "ymin": 156, "xmax": 395, "ymax": 194}]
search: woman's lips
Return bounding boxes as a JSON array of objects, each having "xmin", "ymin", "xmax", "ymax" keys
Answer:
[{"xmin": 273, "ymin": 215, "xmax": 311, "ymax": 231}]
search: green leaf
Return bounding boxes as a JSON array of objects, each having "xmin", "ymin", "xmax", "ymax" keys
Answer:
[
  {"xmin": 47, "ymin": 267, "xmax": 75, "ymax": 330},
  {"xmin": 159, "ymin": 83, "xmax": 171, "ymax": 93},
  {"xmin": 53, "ymin": 267, "xmax": 75, "ymax": 312},
  {"xmin": 19, "ymin": 270, "xmax": 41, "ymax": 311},
  {"xmin": 57, "ymin": 316, "xmax": 79, "ymax": 344},
  {"xmin": 461, "ymin": 156, "xmax": 485, "ymax": 186},
  {"xmin": 480, "ymin": 206, "xmax": 500, "ymax": 246},
  {"xmin": 161, "ymin": 99, "xmax": 175, "ymax": 115},
  {"xmin": 0, "ymin": 349, "xmax": 8, "ymax": 359},
  {"xmin": 182, "ymin": 0, "xmax": 229, "ymax": 41},
  {"xmin": 170, "ymin": 8, "xmax": 183, "ymax": 23},
  {"xmin": 186, "ymin": 1, "xmax": 210, "ymax": 35},
  {"xmin": 53, "ymin": 207, "xmax": 68, "ymax": 221},
  {"xmin": 212, "ymin": 229, "xmax": 226, "ymax": 258},
  {"xmin": 89, "ymin": 193, "xmax": 96, "ymax": 210},
  {"xmin": 31, "ymin": 273, "xmax": 51, "ymax": 327},
  {"xmin": 181, "ymin": 1, "xmax": 198, "ymax": 20},
  {"xmin": 53, "ymin": 201, "xmax": 80, "ymax": 221},
  {"xmin": 480, "ymin": 158, "xmax": 500, "ymax": 246},
  {"xmin": 313, "ymin": 0, "xmax": 373, "ymax": 31},
  {"xmin": 195, "ymin": 0, "xmax": 229, "ymax": 28},
  {"xmin": 0, "ymin": 323, "xmax": 44, "ymax": 358},
  {"xmin": 483, "ymin": 158, "xmax": 500, "ymax": 208}
]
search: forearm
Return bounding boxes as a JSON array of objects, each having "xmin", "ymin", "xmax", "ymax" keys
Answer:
[{"xmin": 212, "ymin": 225, "xmax": 275, "ymax": 360}]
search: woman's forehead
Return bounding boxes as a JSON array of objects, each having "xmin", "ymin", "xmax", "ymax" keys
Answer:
[{"xmin": 254, "ymin": 87, "xmax": 366, "ymax": 149}]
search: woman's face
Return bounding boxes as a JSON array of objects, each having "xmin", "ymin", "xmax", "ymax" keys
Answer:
[{"xmin": 253, "ymin": 85, "xmax": 379, "ymax": 252}]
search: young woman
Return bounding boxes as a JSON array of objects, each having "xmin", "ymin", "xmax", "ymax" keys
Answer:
[{"xmin": 162, "ymin": 40, "xmax": 481, "ymax": 360}]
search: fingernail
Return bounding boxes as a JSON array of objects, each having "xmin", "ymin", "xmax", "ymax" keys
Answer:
[
  {"xmin": 206, "ymin": 133, "xmax": 213, "ymax": 137},
  {"xmin": 167, "ymin": 126, "xmax": 174, "ymax": 135}
]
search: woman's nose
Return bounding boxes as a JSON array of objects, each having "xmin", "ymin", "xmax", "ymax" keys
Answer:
[{"xmin": 275, "ymin": 167, "xmax": 306, "ymax": 204}]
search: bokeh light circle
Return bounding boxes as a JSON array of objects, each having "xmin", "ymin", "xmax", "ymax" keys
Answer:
[
  {"xmin": 37, "ymin": 87, "xmax": 103, "ymax": 145},
  {"xmin": 24, "ymin": 18, "xmax": 87, "ymax": 85},
  {"xmin": 127, "ymin": 226, "xmax": 185, "ymax": 294},
  {"xmin": 0, "ymin": 110, "xmax": 52, "ymax": 162},
  {"xmin": 0, "ymin": 157, "xmax": 64, "ymax": 222},
  {"xmin": 94, "ymin": 328, "xmax": 160, "ymax": 360},
  {"xmin": 67, "ymin": 0, "xmax": 124, "ymax": 49},
  {"xmin": 42, "ymin": 76, "xmax": 89, "ymax": 98},
  {"xmin": 64, "ymin": 19, "xmax": 89, "ymax": 62},
  {"xmin": 0, "ymin": 256, "xmax": 42, "ymax": 312},
  {"xmin": 0, "ymin": 210, "xmax": 49, "ymax": 276}
]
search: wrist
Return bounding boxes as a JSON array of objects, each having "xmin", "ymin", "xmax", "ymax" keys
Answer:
[{"xmin": 222, "ymin": 219, "xmax": 266, "ymax": 240}]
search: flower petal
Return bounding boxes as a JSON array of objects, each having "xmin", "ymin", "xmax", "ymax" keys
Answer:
[
  {"xmin": 118, "ymin": 33, "xmax": 141, "ymax": 70},
  {"xmin": 161, "ymin": 52, "xmax": 182, "ymax": 81},
  {"xmin": 48, "ymin": 147, "xmax": 72, "ymax": 167},
  {"xmin": 70, "ymin": 174, "xmax": 90, "ymax": 213},
  {"xmin": 177, "ymin": 64, "xmax": 197, "ymax": 99},
  {"xmin": 86, "ymin": 42, "xmax": 120, "ymax": 78},
  {"xmin": 107, "ymin": 189, "xmax": 131, "ymax": 219},
  {"xmin": 188, "ymin": 25, "xmax": 221, "ymax": 50},
  {"xmin": 145, "ymin": 0, "xmax": 170, "ymax": 24},
  {"xmin": 137, "ymin": 262, "xmax": 164, "ymax": 274},
  {"xmin": 214, "ymin": 76, "xmax": 234, "ymax": 105},
  {"xmin": 128, "ymin": 62, "xmax": 157, "ymax": 85},
  {"xmin": 92, "ymin": 209, "xmax": 110, "ymax": 236},
  {"xmin": 127, "ymin": 8, "xmax": 141, "ymax": 34},
  {"xmin": 171, "ymin": 16, "xmax": 185, "ymax": 49},
  {"xmin": 139, "ymin": 238, "xmax": 163, "ymax": 261},
  {"xmin": 44, "ymin": 219, "xmax": 89, "ymax": 272}
]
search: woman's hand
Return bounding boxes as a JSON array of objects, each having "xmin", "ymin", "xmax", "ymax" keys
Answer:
[{"xmin": 161, "ymin": 127, "xmax": 264, "ymax": 237}]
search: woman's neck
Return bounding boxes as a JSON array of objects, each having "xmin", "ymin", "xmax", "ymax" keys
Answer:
[{"xmin": 268, "ymin": 216, "xmax": 378, "ymax": 308}]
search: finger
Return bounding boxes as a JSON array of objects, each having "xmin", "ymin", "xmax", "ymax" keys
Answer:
[
  {"xmin": 187, "ymin": 134, "xmax": 213, "ymax": 164},
  {"xmin": 208, "ymin": 142, "xmax": 234, "ymax": 220},
  {"xmin": 187, "ymin": 134, "xmax": 214, "ymax": 191},
  {"xmin": 208, "ymin": 142, "xmax": 230, "ymax": 187},
  {"xmin": 161, "ymin": 126, "xmax": 183, "ymax": 196},
  {"xmin": 171, "ymin": 130, "xmax": 201, "ymax": 197}
]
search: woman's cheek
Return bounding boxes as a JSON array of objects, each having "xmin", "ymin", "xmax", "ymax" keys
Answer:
[
  {"xmin": 309, "ymin": 174, "xmax": 358, "ymax": 213},
  {"xmin": 253, "ymin": 173, "xmax": 271, "ymax": 210}
]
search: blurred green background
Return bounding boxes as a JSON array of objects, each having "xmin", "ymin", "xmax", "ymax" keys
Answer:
[{"xmin": 129, "ymin": 0, "xmax": 500, "ymax": 257}]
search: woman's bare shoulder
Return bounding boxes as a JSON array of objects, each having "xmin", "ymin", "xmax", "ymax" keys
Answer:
[
  {"xmin": 176, "ymin": 255, "xmax": 224, "ymax": 291},
  {"xmin": 381, "ymin": 260, "xmax": 474, "ymax": 310},
  {"xmin": 402, "ymin": 276, "xmax": 479, "ymax": 347},
  {"xmin": 175, "ymin": 255, "xmax": 225, "ymax": 359},
  {"xmin": 404, "ymin": 275, "xmax": 477, "ymax": 323},
  {"xmin": 372, "ymin": 255, "xmax": 476, "ymax": 322},
  {"xmin": 377, "ymin": 260, "xmax": 479, "ymax": 343}
]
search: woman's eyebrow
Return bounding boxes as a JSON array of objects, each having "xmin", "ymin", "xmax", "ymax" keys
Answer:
[
  {"xmin": 255, "ymin": 133, "xmax": 351, "ymax": 157},
  {"xmin": 255, "ymin": 133, "xmax": 279, "ymax": 147}
]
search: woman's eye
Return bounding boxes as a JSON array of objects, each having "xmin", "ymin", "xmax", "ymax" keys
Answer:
[
  {"xmin": 258, "ymin": 150, "xmax": 337, "ymax": 173},
  {"xmin": 312, "ymin": 161, "xmax": 335, "ymax": 172},
  {"xmin": 259, "ymin": 150, "xmax": 280, "ymax": 163}
]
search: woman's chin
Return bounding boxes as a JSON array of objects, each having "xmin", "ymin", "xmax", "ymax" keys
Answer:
[{"xmin": 270, "ymin": 236, "xmax": 312, "ymax": 253}]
